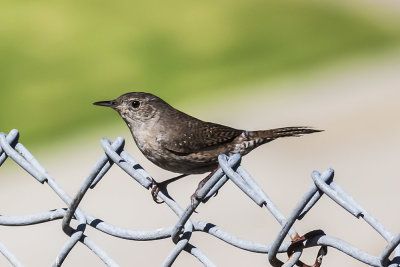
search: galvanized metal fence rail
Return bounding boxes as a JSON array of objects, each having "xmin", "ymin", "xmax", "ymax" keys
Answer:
[{"xmin": 0, "ymin": 129, "xmax": 399, "ymax": 267}]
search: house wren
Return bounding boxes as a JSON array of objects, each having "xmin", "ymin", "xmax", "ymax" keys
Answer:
[{"xmin": 93, "ymin": 92, "xmax": 321, "ymax": 203}]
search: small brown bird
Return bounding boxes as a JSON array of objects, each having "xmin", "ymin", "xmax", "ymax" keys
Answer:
[{"xmin": 94, "ymin": 92, "xmax": 321, "ymax": 203}]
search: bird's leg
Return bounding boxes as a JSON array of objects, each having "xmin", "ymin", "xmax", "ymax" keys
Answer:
[
  {"xmin": 148, "ymin": 174, "xmax": 188, "ymax": 204},
  {"xmin": 191, "ymin": 168, "xmax": 219, "ymax": 206}
]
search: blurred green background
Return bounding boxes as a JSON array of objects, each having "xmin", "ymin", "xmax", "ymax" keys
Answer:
[{"xmin": 1, "ymin": 0, "xmax": 400, "ymax": 146}]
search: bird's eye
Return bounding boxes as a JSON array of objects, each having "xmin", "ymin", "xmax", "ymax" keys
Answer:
[{"xmin": 131, "ymin": 100, "xmax": 140, "ymax": 109}]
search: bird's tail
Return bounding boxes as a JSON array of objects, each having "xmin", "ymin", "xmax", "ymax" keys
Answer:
[{"xmin": 250, "ymin": 126, "xmax": 322, "ymax": 145}]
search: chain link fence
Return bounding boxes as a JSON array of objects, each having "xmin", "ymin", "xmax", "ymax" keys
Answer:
[{"xmin": 0, "ymin": 129, "xmax": 399, "ymax": 267}]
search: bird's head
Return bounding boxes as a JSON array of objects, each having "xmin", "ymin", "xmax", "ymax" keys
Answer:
[{"xmin": 93, "ymin": 92, "xmax": 168, "ymax": 127}]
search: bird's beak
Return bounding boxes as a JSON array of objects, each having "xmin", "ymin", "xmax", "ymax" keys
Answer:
[{"xmin": 93, "ymin": 100, "xmax": 117, "ymax": 108}]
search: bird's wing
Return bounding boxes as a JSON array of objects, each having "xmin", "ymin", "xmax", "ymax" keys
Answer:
[{"xmin": 162, "ymin": 121, "xmax": 243, "ymax": 155}]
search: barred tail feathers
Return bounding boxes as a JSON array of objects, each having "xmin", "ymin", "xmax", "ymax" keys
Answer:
[{"xmin": 250, "ymin": 127, "xmax": 322, "ymax": 144}]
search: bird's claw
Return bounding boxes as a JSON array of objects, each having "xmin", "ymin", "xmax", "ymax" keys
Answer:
[
  {"xmin": 190, "ymin": 188, "xmax": 218, "ymax": 207},
  {"xmin": 151, "ymin": 186, "xmax": 164, "ymax": 204},
  {"xmin": 190, "ymin": 192, "xmax": 198, "ymax": 209},
  {"xmin": 147, "ymin": 177, "xmax": 165, "ymax": 204}
]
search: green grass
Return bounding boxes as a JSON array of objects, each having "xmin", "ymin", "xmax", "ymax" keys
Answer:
[{"xmin": 1, "ymin": 1, "xmax": 400, "ymax": 146}]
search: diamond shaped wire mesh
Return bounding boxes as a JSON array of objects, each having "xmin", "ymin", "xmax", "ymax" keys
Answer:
[{"xmin": 0, "ymin": 129, "xmax": 399, "ymax": 267}]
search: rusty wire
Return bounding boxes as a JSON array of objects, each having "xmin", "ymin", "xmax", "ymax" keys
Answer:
[{"xmin": 0, "ymin": 129, "xmax": 399, "ymax": 267}]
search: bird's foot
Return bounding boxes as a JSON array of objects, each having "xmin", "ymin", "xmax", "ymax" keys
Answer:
[
  {"xmin": 190, "ymin": 168, "xmax": 219, "ymax": 208},
  {"xmin": 147, "ymin": 177, "xmax": 165, "ymax": 204},
  {"xmin": 190, "ymin": 191, "xmax": 198, "ymax": 208},
  {"xmin": 147, "ymin": 174, "xmax": 189, "ymax": 204},
  {"xmin": 190, "ymin": 189, "xmax": 218, "ymax": 209}
]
